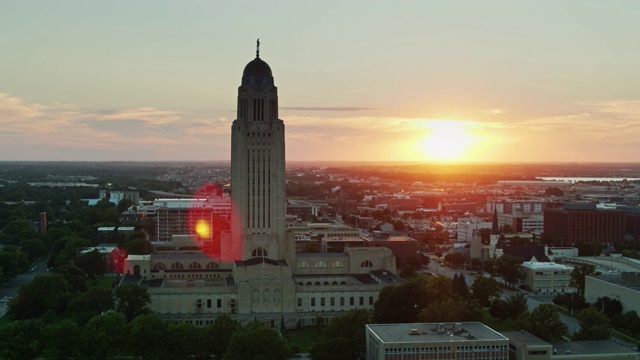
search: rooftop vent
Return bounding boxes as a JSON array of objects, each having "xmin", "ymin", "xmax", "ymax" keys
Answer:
[{"xmin": 409, "ymin": 329, "xmax": 420, "ymax": 335}]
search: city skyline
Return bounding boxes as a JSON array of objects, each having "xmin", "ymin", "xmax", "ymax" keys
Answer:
[{"xmin": 1, "ymin": 1, "xmax": 640, "ymax": 162}]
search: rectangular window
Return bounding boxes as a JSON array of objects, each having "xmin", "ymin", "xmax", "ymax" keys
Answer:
[
  {"xmin": 340, "ymin": 297, "xmax": 345, "ymax": 306},
  {"xmin": 297, "ymin": 298, "xmax": 302, "ymax": 307},
  {"xmin": 207, "ymin": 299, "xmax": 212, "ymax": 308},
  {"xmin": 359, "ymin": 297, "xmax": 364, "ymax": 306},
  {"xmin": 350, "ymin": 297, "xmax": 354, "ymax": 306},
  {"xmin": 321, "ymin": 297, "xmax": 325, "ymax": 306},
  {"xmin": 196, "ymin": 299, "xmax": 202, "ymax": 309},
  {"xmin": 217, "ymin": 299, "xmax": 222, "ymax": 308},
  {"xmin": 369, "ymin": 296, "xmax": 374, "ymax": 305},
  {"xmin": 330, "ymin": 297, "xmax": 335, "ymax": 306},
  {"xmin": 311, "ymin": 298, "xmax": 316, "ymax": 306}
]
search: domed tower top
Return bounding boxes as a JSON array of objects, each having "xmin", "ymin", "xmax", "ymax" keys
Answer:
[{"xmin": 242, "ymin": 39, "xmax": 273, "ymax": 77}]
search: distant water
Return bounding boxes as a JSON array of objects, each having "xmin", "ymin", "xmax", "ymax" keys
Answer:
[{"xmin": 537, "ymin": 177, "xmax": 640, "ymax": 183}]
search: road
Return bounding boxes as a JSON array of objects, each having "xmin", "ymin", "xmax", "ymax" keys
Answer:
[
  {"xmin": 422, "ymin": 260, "xmax": 580, "ymax": 334},
  {"xmin": 0, "ymin": 260, "xmax": 48, "ymax": 317}
]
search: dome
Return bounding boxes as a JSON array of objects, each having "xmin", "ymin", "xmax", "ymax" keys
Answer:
[{"xmin": 243, "ymin": 57, "xmax": 272, "ymax": 77}]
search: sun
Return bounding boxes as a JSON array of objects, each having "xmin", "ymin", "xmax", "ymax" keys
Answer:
[
  {"xmin": 417, "ymin": 120, "xmax": 476, "ymax": 161},
  {"xmin": 195, "ymin": 219, "xmax": 211, "ymax": 238}
]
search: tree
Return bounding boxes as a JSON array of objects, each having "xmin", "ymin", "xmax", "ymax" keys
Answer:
[
  {"xmin": 225, "ymin": 321, "xmax": 292, "ymax": 360},
  {"xmin": 373, "ymin": 278, "xmax": 429, "ymax": 323},
  {"xmin": 69, "ymin": 286, "xmax": 114, "ymax": 324},
  {"xmin": 471, "ymin": 276, "xmax": 501, "ymax": 307},
  {"xmin": 569, "ymin": 264, "xmax": 596, "ymax": 296},
  {"xmin": 114, "ymin": 284, "xmax": 151, "ymax": 322},
  {"xmin": 573, "ymin": 307, "xmax": 612, "ymax": 340},
  {"xmin": 594, "ymin": 296, "xmax": 622, "ymax": 318},
  {"xmin": 489, "ymin": 299, "xmax": 510, "ymax": 320},
  {"xmin": 452, "ymin": 273, "xmax": 470, "ymax": 298},
  {"xmin": 74, "ymin": 249, "xmax": 106, "ymax": 278},
  {"xmin": 7, "ymin": 273, "xmax": 68, "ymax": 320},
  {"xmin": 54, "ymin": 264, "xmax": 88, "ymax": 292},
  {"xmin": 41, "ymin": 319, "xmax": 82, "ymax": 359},
  {"xmin": 418, "ymin": 299, "xmax": 482, "ymax": 323},
  {"xmin": 127, "ymin": 313, "xmax": 170, "ymax": 357},
  {"xmin": 0, "ymin": 245, "xmax": 29, "ymax": 281},
  {"xmin": 516, "ymin": 304, "xmax": 568, "ymax": 342},
  {"xmin": 0, "ymin": 319, "xmax": 46, "ymax": 359},
  {"xmin": 544, "ymin": 187, "xmax": 564, "ymax": 197},
  {"xmin": 425, "ymin": 275, "xmax": 454, "ymax": 304},
  {"xmin": 124, "ymin": 238, "xmax": 153, "ymax": 255},
  {"xmin": 18, "ymin": 238, "xmax": 47, "ymax": 261},
  {"xmin": 311, "ymin": 309, "xmax": 370, "ymax": 360},
  {"xmin": 622, "ymin": 311, "xmax": 640, "ymax": 336},
  {"xmin": 399, "ymin": 264, "xmax": 417, "ymax": 279},
  {"xmin": 495, "ymin": 255, "xmax": 524, "ymax": 287},
  {"xmin": 504, "ymin": 293, "xmax": 528, "ymax": 320},
  {"xmin": 80, "ymin": 312, "xmax": 129, "ymax": 359},
  {"xmin": 204, "ymin": 314, "xmax": 240, "ymax": 357}
]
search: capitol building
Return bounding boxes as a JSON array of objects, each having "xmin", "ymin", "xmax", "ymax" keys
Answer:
[{"xmin": 122, "ymin": 44, "xmax": 401, "ymax": 328}]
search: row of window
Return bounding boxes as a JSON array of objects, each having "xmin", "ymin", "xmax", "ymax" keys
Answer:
[
  {"xmin": 298, "ymin": 295, "xmax": 374, "ymax": 307},
  {"xmin": 153, "ymin": 261, "xmax": 220, "ymax": 270},
  {"xmin": 297, "ymin": 260, "xmax": 373, "ymax": 268}
]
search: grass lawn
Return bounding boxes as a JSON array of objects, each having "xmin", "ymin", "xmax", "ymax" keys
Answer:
[{"xmin": 283, "ymin": 326, "xmax": 323, "ymax": 353}]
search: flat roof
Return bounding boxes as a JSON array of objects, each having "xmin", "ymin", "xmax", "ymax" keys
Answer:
[
  {"xmin": 550, "ymin": 340, "xmax": 638, "ymax": 356},
  {"xmin": 502, "ymin": 331, "xmax": 550, "ymax": 347},
  {"xmin": 521, "ymin": 261, "xmax": 571, "ymax": 270},
  {"xmin": 367, "ymin": 322, "xmax": 508, "ymax": 345}
]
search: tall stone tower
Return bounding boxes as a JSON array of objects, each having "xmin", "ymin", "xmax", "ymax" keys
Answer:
[{"xmin": 230, "ymin": 41, "xmax": 289, "ymax": 263}]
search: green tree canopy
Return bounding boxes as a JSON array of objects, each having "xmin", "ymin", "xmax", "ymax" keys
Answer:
[
  {"xmin": 204, "ymin": 314, "xmax": 240, "ymax": 357},
  {"xmin": 516, "ymin": 304, "xmax": 568, "ymax": 342},
  {"xmin": 74, "ymin": 249, "xmax": 106, "ymax": 279},
  {"xmin": 573, "ymin": 307, "xmax": 612, "ymax": 340},
  {"xmin": 114, "ymin": 284, "xmax": 151, "ymax": 322},
  {"xmin": 471, "ymin": 276, "xmax": 501, "ymax": 307},
  {"xmin": 225, "ymin": 321, "xmax": 292, "ymax": 360},
  {"xmin": 418, "ymin": 298, "xmax": 482, "ymax": 323},
  {"xmin": 569, "ymin": 264, "xmax": 596, "ymax": 296},
  {"xmin": 311, "ymin": 309, "xmax": 370, "ymax": 360},
  {"xmin": 373, "ymin": 278, "xmax": 429, "ymax": 323},
  {"xmin": 7, "ymin": 273, "xmax": 69, "ymax": 320}
]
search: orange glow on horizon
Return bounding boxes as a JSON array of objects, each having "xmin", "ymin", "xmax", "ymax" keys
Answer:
[{"xmin": 416, "ymin": 120, "xmax": 479, "ymax": 162}]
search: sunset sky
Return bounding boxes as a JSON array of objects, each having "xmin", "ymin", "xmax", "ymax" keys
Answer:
[{"xmin": 1, "ymin": 1, "xmax": 639, "ymax": 162}]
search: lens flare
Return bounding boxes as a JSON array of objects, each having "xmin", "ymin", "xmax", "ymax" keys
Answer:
[{"xmin": 195, "ymin": 219, "xmax": 211, "ymax": 238}]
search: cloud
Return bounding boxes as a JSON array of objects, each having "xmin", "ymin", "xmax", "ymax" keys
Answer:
[
  {"xmin": 0, "ymin": 93, "xmax": 43, "ymax": 118},
  {"xmin": 281, "ymin": 106, "xmax": 375, "ymax": 111}
]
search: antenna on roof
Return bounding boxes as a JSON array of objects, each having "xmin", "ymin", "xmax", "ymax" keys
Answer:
[{"xmin": 256, "ymin": 38, "xmax": 260, "ymax": 58}]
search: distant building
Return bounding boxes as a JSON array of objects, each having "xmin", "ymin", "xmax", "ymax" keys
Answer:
[
  {"xmin": 366, "ymin": 322, "xmax": 509, "ymax": 360},
  {"xmin": 544, "ymin": 203, "xmax": 625, "ymax": 246},
  {"xmin": 585, "ymin": 272, "xmax": 640, "ymax": 314},
  {"xmin": 520, "ymin": 260, "xmax": 572, "ymax": 294},
  {"xmin": 457, "ymin": 217, "xmax": 492, "ymax": 243},
  {"xmin": 504, "ymin": 330, "xmax": 640, "ymax": 360}
]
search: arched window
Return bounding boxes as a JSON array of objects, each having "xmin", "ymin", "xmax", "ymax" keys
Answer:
[
  {"xmin": 331, "ymin": 281, "xmax": 338, "ymax": 285},
  {"xmin": 252, "ymin": 247, "xmax": 268, "ymax": 258},
  {"xmin": 206, "ymin": 262, "xmax": 219, "ymax": 269},
  {"xmin": 360, "ymin": 260, "xmax": 373, "ymax": 268},
  {"xmin": 263, "ymin": 289, "xmax": 270, "ymax": 302},
  {"xmin": 306, "ymin": 281, "xmax": 312, "ymax": 286},
  {"xmin": 323, "ymin": 281, "xmax": 329, "ymax": 286},
  {"xmin": 153, "ymin": 262, "xmax": 166, "ymax": 270},
  {"xmin": 314, "ymin": 281, "xmax": 321, "ymax": 286},
  {"xmin": 170, "ymin": 262, "xmax": 185, "ymax": 270},
  {"xmin": 340, "ymin": 281, "xmax": 347, "ymax": 285},
  {"xmin": 188, "ymin": 262, "xmax": 202, "ymax": 269}
]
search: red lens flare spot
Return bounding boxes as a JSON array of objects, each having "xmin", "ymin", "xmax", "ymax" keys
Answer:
[
  {"xmin": 188, "ymin": 183, "xmax": 243, "ymax": 262},
  {"xmin": 195, "ymin": 219, "xmax": 211, "ymax": 238}
]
